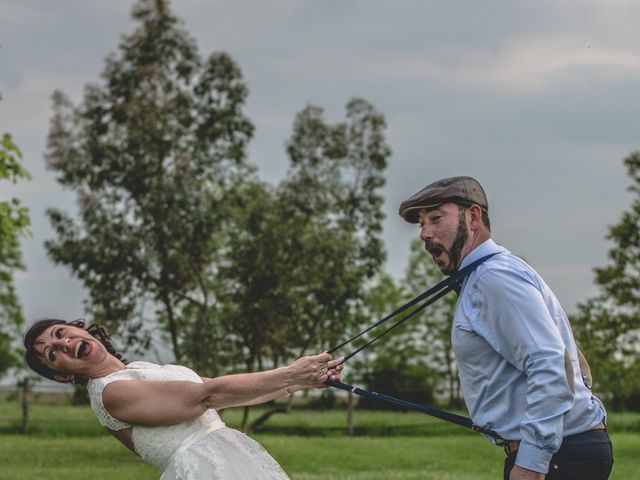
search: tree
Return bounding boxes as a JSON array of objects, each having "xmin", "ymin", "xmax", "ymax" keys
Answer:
[
  {"xmin": 216, "ymin": 99, "xmax": 391, "ymax": 430},
  {"xmin": 353, "ymin": 239, "xmax": 460, "ymax": 409},
  {"xmin": 571, "ymin": 151, "xmax": 640, "ymax": 410},
  {"xmin": 44, "ymin": 2, "xmax": 391, "ymax": 420},
  {"xmin": 403, "ymin": 238, "xmax": 461, "ymax": 407},
  {"xmin": 0, "ymin": 96, "xmax": 31, "ymax": 378},
  {"xmin": 45, "ymin": 0, "xmax": 254, "ymax": 363},
  {"xmin": 354, "ymin": 272, "xmax": 440, "ymax": 410},
  {"xmin": 276, "ymin": 98, "xmax": 389, "ymax": 356}
]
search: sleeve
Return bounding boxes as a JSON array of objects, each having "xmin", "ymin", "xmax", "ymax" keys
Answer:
[
  {"xmin": 472, "ymin": 268, "xmax": 575, "ymax": 474},
  {"xmin": 87, "ymin": 375, "xmax": 133, "ymax": 431}
]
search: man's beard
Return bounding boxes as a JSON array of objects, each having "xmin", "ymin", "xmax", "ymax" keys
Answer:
[{"xmin": 440, "ymin": 210, "xmax": 468, "ymax": 275}]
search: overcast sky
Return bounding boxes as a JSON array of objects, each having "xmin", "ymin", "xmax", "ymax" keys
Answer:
[{"xmin": 1, "ymin": 0, "xmax": 639, "ymax": 330}]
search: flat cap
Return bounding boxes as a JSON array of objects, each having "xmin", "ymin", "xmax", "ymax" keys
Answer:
[{"xmin": 399, "ymin": 176, "xmax": 488, "ymax": 223}]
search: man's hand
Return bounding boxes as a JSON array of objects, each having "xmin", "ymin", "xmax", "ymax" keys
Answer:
[{"xmin": 509, "ymin": 465, "xmax": 545, "ymax": 480}]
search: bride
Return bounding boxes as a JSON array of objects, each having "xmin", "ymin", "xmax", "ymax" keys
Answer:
[{"xmin": 24, "ymin": 319, "xmax": 342, "ymax": 479}]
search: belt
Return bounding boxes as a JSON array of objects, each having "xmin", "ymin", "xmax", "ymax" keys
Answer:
[
  {"xmin": 504, "ymin": 440, "xmax": 520, "ymax": 456},
  {"xmin": 503, "ymin": 421, "xmax": 606, "ymax": 456}
]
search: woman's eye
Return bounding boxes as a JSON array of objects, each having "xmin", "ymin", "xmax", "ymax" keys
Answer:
[
  {"xmin": 55, "ymin": 327, "xmax": 64, "ymax": 338},
  {"xmin": 48, "ymin": 350, "xmax": 56, "ymax": 362}
]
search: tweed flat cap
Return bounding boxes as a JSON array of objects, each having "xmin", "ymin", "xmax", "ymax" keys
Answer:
[{"xmin": 399, "ymin": 176, "xmax": 488, "ymax": 223}]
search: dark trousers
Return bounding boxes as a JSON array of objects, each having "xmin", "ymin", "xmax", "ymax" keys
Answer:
[{"xmin": 504, "ymin": 429, "xmax": 613, "ymax": 480}]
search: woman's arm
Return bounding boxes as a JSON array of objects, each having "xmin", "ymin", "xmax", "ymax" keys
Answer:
[
  {"xmin": 198, "ymin": 373, "xmax": 294, "ymax": 408},
  {"xmin": 102, "ymin": 353, "xmax": 336, "ymax": 427},
  {"xmin": 201, "ymin": 355, "xmax": 343, "ymax": 408}
]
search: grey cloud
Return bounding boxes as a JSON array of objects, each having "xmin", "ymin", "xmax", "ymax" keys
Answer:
[{"xmin": 1, "ymin": 0, "xmax": 638, "ymax": 321}]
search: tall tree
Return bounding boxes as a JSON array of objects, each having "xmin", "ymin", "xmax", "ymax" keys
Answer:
[
  {"xmin": 216, "ymin": 99, "xmax": 391, "ymax": 430},
  {"xmin": 278, "ymin": 99, "xmax": 389, "ymax": 353},
  {"xmin": 45, "ymin": 0, "xmax": 254, "ymax": 362},
  {"xmin": 571, "ymin": 151, "xmax": 640, "ymax": 410},
  {"xmin": 0, "ymin": 96, "xmax": 31, "ymax": 377},
  {"xmin": 44, "ymin": 2, "xmax": 391, "ymax": 409}
]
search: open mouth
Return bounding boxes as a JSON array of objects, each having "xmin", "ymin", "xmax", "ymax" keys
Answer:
[
  {"xmin": 429, "ymin": 247, "xmax": 444, "ymax": 259},
  {"xmin": 74, "ymin": 340, "xmax": 91, "ymax": 359}
]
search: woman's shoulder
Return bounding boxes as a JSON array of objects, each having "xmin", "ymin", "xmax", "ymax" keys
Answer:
[
  {"xmin": 86, "ymin": 362, "xmax": 153, "ymax": 389},
  {"xmin": 86, "ymin": 369, "xmax": 134, "ymax": 431},
  {"xmin": 89, "ymin": 361, "xmax": 201, "ymax": 387},
  {"xmin": 87, "ymin": 368, "xmax": 133, "ymax": 395},
  {"xmin": 126, "ymin": 360, "xmax": 160, "ymax": 370},
  {"xmin": 126, "ymin": 361, "xmax": 202, "ymax": 382}
]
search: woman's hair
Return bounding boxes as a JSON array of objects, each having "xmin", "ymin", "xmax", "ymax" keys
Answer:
[{"xmin": 23, "ymin": 319, "xmax": 126, "ymax": 384}]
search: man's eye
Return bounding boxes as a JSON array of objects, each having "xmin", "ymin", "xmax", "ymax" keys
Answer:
[
  {"xmin": 55, "ymin": 327, "xmax": 64, "ymax": 338},
  {"xmin": 431, "ymin": 215, "xmax": 442, "ymax": 222}
]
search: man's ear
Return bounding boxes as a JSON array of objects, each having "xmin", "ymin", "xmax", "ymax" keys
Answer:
[
  {"xmin": 467, "ymin": 204, "xmax": 483, "ymax": 229},
  {"xmin": 53, "ymin": 373, "xmax": 75, "ymax": 384}
]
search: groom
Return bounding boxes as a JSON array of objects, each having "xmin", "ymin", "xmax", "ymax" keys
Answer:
[{"xmin": 399, "ymin": 176, "xmax": 613, "ymax": 480}]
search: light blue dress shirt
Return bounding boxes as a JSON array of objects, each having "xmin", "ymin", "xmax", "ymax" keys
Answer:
[{"xmin": 452, "ymin": 239, "xmax": 606, "ymax": 473}]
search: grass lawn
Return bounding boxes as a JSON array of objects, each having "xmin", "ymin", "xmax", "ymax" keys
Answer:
[{"xmin": 0, "ymin": 401, "xmax": 637, "ymax": 479}]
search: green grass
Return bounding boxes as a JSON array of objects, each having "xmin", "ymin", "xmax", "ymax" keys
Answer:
[
  {"xmin": 0, "ymin": 435, "xmax": 157, "ymax": 480},
  {"xmin": 0, "ymin": 401, "xmax": 638, "ymax": 479},
  {"xmin": 264, "ymin": 435, "xmax": 505, "ymax": 480}
]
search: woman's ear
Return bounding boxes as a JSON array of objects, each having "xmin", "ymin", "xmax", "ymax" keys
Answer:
[{"xmin": 53, "ymin": 373, "xmax": 75, "ymax": 384}]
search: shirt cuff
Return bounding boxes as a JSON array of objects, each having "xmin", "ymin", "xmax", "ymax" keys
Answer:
[{"xmin": 515, "ymin": 442, "xmax": 553, "ymax": 474}]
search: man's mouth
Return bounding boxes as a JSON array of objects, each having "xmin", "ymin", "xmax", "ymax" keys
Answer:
[
  {"xmin": 74, "ymin": 340, "xmax": 91, "ymax": 359},
  {"xmin": 429, "ymin": 247, "xmax": 444, "ymax": 260}
]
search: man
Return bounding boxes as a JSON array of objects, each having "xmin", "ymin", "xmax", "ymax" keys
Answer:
[{"xmin": 399, "ymin": 176, "xmax": 613, "ymax": 480}]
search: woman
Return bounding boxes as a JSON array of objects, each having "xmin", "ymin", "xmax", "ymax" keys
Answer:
[{"xmin": 24, "ymin": 319, "xmax": 342, "ymax": 479}]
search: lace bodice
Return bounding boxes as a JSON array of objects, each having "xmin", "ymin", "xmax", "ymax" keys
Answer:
[{"xmin": 87, "ymin": 361, "xmax": 225, "ymax": 470}]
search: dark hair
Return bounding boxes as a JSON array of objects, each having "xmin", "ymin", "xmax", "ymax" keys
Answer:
[
  {"xmin": 23, "ymin": 319, "xmax": 126, "ymax": 384},
  {"xmin": 457, "ymin": 202, "xmax": 491, "ymax": 231}
]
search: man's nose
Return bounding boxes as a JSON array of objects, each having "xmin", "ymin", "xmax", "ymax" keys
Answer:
[{"xmin": 420, "ymin": 225, "xmax": 433, "ymax": 242}]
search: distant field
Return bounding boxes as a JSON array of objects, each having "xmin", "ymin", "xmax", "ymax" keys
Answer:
[{"xmin": 0, "ymin": 401, "xmax": 637, "ymax": 479}]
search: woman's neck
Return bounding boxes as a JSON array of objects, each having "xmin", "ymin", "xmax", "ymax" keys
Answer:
[{"xmin": 88, "ymin": 355, "xmax": 127, "ymax": 379}]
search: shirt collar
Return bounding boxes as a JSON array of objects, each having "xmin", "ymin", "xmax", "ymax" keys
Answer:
[{"xmin": 458, "ymin": 238, "xmax": 501, "ymax": 271}]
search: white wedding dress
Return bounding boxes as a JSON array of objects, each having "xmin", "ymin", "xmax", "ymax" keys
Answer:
[{"xmin": 87, "ymin": 361, "xmax": 290, "ymax": 480}]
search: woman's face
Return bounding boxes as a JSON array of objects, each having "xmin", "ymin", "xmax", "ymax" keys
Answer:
[{"xmin": 33, "ymin": 324, "xmax": 110, "ymax": 381}]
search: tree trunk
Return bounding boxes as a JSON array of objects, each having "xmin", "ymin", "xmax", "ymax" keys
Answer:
[
  {"xmin": 347, "ymin": 391, "xmax": 354, "ymax": 436},
  {"xmin": 161, "ymin": 290, "xmax": 182, "ymax": 362},
  {"xmin": 249, "ymin": 402, "xmax": 287, "ymax": 432},
  {"xmin": 240, "ymin": 406, "xmax": 252, "ymax": 433},
  {"xmin": 21, "ymin": 378, "xmax": 30, "ymax": 434},
  {"xmin": 444, "ymin": 341, "xmax": 456, "ymax": 407},
  {"xmin": 448, "ymin": 369, "xmax": 455, "ymax": 407},
  {"xmin": 248, "ymin": 393, "xmax": 296, "ymax": 432},
  {"xmin": 156, "ymin": 219, "xmax": 181, "ymax": 363}
]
